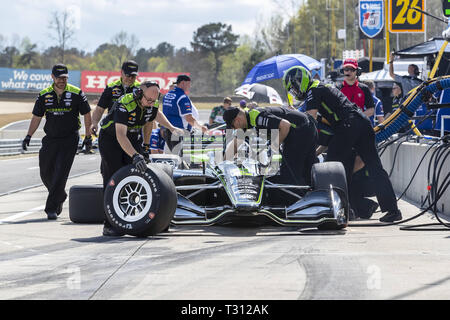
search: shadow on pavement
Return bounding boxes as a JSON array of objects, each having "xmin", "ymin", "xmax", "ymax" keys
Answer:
[
  {"xmin": 165, "ymin": 225, "xmax": 347, "ymax": 237},
  {"xmin": 0, "ymin": 218, "xmax": 49, "ymax": 224},
  {"xmin": 71, "ymin": 236, "xmax": 169, "ymax": 243}
]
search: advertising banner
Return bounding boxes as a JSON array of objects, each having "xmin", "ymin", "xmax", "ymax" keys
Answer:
[
  {"xmin": 388, "ymin": 0, "xmax": 425, "ymax": 33},
  {"xmin": 0, "ymin": 68, "xmax": 81, "ymax": 92},
  {"xmin": 81, "ymin": 71, "xmax": 188, "ymax": 94},
  {"xmin": 359, "ymin": 0, "xmax": 384, "ymax": 39}
]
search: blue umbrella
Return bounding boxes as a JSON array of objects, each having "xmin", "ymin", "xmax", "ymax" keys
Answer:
[{"xmin": 242, "ymin": 54, "xmax": 322, "ymax": 85}]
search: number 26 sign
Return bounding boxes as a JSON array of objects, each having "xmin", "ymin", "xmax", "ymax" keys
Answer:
[{"xmin": 388, "ymin": 0, "xmax": 425, "ymax": 33}]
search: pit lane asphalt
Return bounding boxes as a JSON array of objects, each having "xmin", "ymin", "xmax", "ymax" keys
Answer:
[
  {"xmin": 1, "ymin": 104, "xmax": 450, "ymax": 300},
  {"xmin": 0, "ymin": 152, "xmax": 100, "ymax": 196},
  {"xmin": 0, "ymin": 165, "xmax": 450, "ymax": 300}
]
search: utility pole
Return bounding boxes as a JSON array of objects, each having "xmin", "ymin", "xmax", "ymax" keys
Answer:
[
  {"xmin": 344, "ymin": 0, "xmax": 347, "ymax": 49},
  {"xmin": 286, "ymin": 22, "xmax": 290, "ymax": 53},
  {"xmin": 312, "ymin": 16, "xmax": 317, "ymax": 58},
  {"xmin": 326, "ymin": 0, "xmax": 338, "ymax": 58}
]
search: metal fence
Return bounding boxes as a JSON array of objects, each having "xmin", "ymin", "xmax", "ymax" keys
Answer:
[{"xmin": 0, "ymin": 138, "xmax": 41, "ymax": 156}]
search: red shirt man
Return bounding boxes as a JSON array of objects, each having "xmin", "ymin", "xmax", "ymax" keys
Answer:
[{"xmin": 337, "ymin": 58, "xmax": 374, "ymax": 118}]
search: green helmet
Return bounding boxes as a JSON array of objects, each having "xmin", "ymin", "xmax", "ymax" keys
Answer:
[{"xmin": 283, "ymin": 66, "xmax": 312, "ymax": 100}]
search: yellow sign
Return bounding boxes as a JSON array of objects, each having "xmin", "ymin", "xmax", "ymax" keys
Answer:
[{"xmin": 388, "ymin": 0, "xmax": 425, "ymax": 33}]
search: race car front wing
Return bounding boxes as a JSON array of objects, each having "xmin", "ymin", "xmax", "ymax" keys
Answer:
[{"xmin": 172, "ymin": 183, "xmax": 348, "ymax": 228}]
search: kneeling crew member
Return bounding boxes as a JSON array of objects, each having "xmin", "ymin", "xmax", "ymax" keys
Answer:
[
  {"xmin": 22, "ymin": 64, "xmax": 92, "ymax": 220},
  {"xmin": 223, "ymin": 106, "xmax": 318, "ymax": 185},
  {"xmin": 98, "ymin": 81, "xmax": 183, "ymax": 236},
  {"xmin": 283, "ymin": 66, "xmax": 402, "ymax": 222}
]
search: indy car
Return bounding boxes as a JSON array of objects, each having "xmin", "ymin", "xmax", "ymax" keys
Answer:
[{"xmin": 69, "ymin": 132, "xmax": 349, "ymax": 237}]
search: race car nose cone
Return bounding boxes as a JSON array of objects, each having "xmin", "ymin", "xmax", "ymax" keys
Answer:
[{"xmin": 234, "ymin": 203, "xmax": 260, "ymax": 213}]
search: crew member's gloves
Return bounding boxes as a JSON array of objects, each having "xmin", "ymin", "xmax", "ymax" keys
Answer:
[
  {"xmin": 142, "ymin": 143, "xmax": 151, "ymax": 160},
  {"xmin": 82, "ymin": 135, "xmax": 93, "ymax": 153},
  {"xmin": 22, "ymin": 135, "xmax": 31, "ymax": 151},
  {"xmin": 317, "ymin": 114, "xmax": 323, "ymax": 124},
  {"xmin": 132, "ymin": 153, "xmax": 147, "ymax": 173}
]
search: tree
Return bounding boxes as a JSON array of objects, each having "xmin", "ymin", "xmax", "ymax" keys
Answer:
[
  {"xmin": 92, "ymin": 49, "xmax": 121, "ymax": 71},
  {"xmin": 0, "ymin": 46, "xmax": 19, "ymax": 68},
  {"xmin": 48, "ymin": 10, "xmax": 77, "ymax": 63},
  {"xmin": 18, "ymin": 41, "xmax": 38, "ymax": 68},
  {"xmin": 154, "ymin": 42, "xmax": 175, "ymax": 57},
  {"xmin": 111, "ymin": 31, "xmax": 139, "ymax": 65},
  {"xmin": 242, "ymin": 39, "xmax": 267, "ymax": 75},
  {"xmin": 257, "ymin": 14, "xmax": 287, "ymax": 56},
  {"xmin": 147, "ymin": 56, "xmax": 169, "ymax": 72},
  {"xmin": 191, "ymin": 23, "xmax": 239, "ymax": 95},
  {"xmin": 0, "ymin": 34, "xmax": 5, "ymax": 52},
  {"xmin": 219, "ymin": 44, "xmax": 252, "ymax": 94},
  {"xmin": 134, "ymin": 48, "xmax": 152, "ymax": 71}
]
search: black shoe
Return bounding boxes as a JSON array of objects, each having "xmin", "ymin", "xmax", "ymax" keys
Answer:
[
  {"xmin": 47, "ymin": 212, "xmax": 58, "ymax": 220},
  {"xmin": 358, "ymin": 201, "xmax": 379, "ymax": 219},
  {"xmin": 379, "ymin": 210, "xmax": 402, "ymax": 223},
  {"xmin": 368, "ymin": 201, "xmax": 379, "ymax": 217},
  {"xmin": 56, "ymin": 203, "xmax": 63, "ymax": 216},
  {"xmin": 349, "ymin": 209, "xmax": 358, "ymax": 221},
  {"xmin": 102, "ymin": 225, "xmax": 125, "ymax": 237}
]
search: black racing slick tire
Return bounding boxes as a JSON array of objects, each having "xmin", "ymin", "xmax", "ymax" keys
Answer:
[
  {"xmin": 69, "ymin": 185, "xmax": 105, "ymax": 223},
  {"xmin": 311, "ymin": 162, "xmax": 349, "ymax": 230},
  {"xmin": 150, "ymin": 163, "xmax": 173, "ymax": 179},
  {"xmin": 311, "ymin": 161, "xmax": 348, "ymax": 195},
  {"xmin": 104, "ymin": 164, "xmax": 177, "ymax": 237}
]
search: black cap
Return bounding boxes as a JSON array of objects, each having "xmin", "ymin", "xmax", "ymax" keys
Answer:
[
  {"xmin": 223, "ymin": 107, "xmax": 240, "ymax": 129},
  {"xmin": 122, "ymin": 60, "xmax": 139, "ymax": 76},
  {"xmin": 52, "ymin": 64, "xmax": 68, "ymax": 78},
  {"xmin": 176, "ymin": 74, "xmax": 191, "ymax": 84}
]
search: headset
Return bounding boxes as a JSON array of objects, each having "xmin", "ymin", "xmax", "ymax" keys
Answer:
[
  {"xmin": 133, "ymin": 80, "xmax": 160, "ymax": 100},
  {"xmin": 410, "ymin": 64, "xmax": 420, "ymax": 77},
  {"xmin": 340, "ymin": 66, "xmax": 362, "ymax": 77}
]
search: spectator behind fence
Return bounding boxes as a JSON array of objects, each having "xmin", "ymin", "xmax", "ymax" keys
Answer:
[
  {"xmin": 363, "ymin": 80, "xmax": 384, "ymax": 126},
  {"xmin": 209, "ymin": 97, "xmax": 232, "ymax": 127}
]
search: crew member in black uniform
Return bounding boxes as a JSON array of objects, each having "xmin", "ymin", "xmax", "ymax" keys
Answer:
[
  {"xmin": 223, "ymin": 106, "xmax": 318, "ymax": 185},
  {"xmin": 90, "ymin": 60, "xmax": 141, "ymax": 136},
  {"xmin": 98, "ymin": 81, "xmax": 183, "ymax": 236},
  {"xmin": 283, "ymin": 66, "xmax": 402, "ymax": 222},
  {"xmin": 22, "ymin": 64, "xmax": 92, "ymax": 220}
]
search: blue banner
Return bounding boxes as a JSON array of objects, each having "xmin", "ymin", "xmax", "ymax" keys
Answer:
[
  {"xmin": 0, "ymin": 68, "xmax": 81, "ymax": 92},
  {"xmin": 359, "ymin": 0, "xmax": 384, "ymax": 39}
]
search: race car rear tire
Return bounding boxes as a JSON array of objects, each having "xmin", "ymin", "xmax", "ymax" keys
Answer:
[
  {"xmin": 69, "ymin": 185, "xmax": 104, "ymax": 224},
  {"xmin": 104, "ymin": 164, "xmax": 177, "ymax": 237},
  {"xmin": 150, "ymin": 163, "xmax": 173, "ymax": 178},
  {"xmin": 311, "ymin": 162, "xmax": 348, "ymax": 230}
]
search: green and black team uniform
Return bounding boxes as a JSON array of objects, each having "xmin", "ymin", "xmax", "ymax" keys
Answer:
[
  {"xmin": 304, "ymin": 80, "xmax": 401, "ymax": 217},
  {"xmin": 209, "ymin": 105, "xmax": 226, "ymax": 126},
  {"xmin": 237, "ymin": 107, "xmax": 318, "ymax": 185},
  {"xmin": 98, "ymin": 92, "xmax": 159, "ymax": 189},
  {"xmin": 33, "ymin": 84, "xmax": 91, "ymax": 216},
  {"xmin": 97, "ymin": 78, "xmax": 141, "ymax": 111}
]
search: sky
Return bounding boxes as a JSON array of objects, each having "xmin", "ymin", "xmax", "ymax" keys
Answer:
[{"xmin": 0, "ymin": 0, "xmax": 287, "ymax": 53}]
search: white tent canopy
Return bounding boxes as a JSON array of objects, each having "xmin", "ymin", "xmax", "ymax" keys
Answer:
[{"xmin": 359, "ymin": 59, "xmax": 427, "ymax": 88}]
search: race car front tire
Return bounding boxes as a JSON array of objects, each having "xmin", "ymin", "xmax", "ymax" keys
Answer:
[
  {"xmin": 311, "ymin": 161, "xmax": 348, "ymax": 230},
  {"xmin": 104, "ymin": 164, "xmax": 177, "ymax": 237}
]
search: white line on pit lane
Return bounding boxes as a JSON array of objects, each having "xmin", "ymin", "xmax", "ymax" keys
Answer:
[
  {"xmin": 27, "ymin": 166, "xmax": 39, "ymax": 170},
  {"xmin": 0, "ymin": 205, "xmax": 45, "ymax": 224}
]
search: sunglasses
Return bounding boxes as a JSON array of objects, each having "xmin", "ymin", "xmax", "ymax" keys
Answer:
[{"xmin": 343, "ymin": 68, "xmax": 356, "ymax": 72}]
